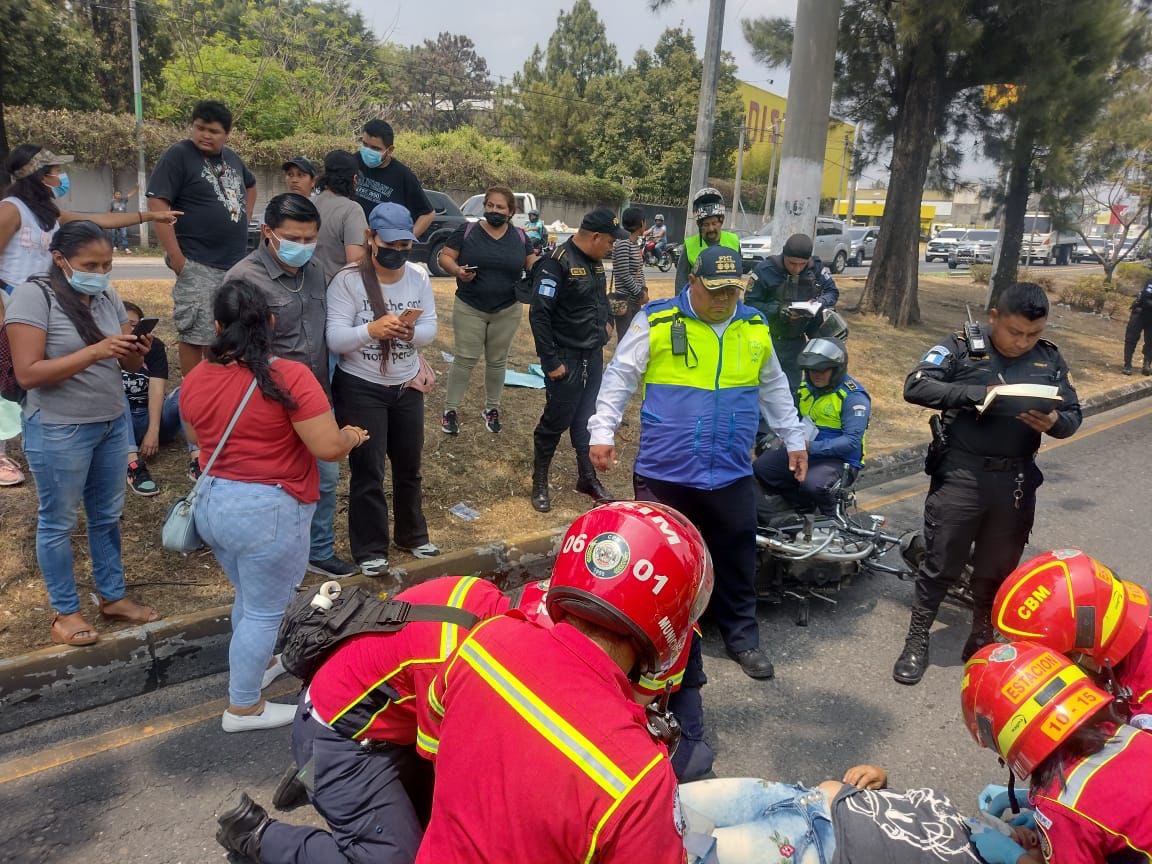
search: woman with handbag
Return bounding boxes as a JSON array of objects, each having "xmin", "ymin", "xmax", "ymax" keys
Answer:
[
  {"xmin": 436, "ymin": 185, "xmax": 537, "ymax": 436},
  {"xmin": 326, "ymin": 202, "xmax": 439, "ymax": 577},
  {"xmin": 609, "ymin": 207, "xmax": 649, "ymax": 342},
  {"xmin": 179, "ymin": 279, "xmax": 368, "ymax": 732},
  {"xmin": 6, "ymin": 220, "xmax": 159, "ymax": 647}
]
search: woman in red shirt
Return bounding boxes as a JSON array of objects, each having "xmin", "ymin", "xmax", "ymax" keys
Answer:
[{"xmin": 180, "ymin": 279, "xmax": 368, "ymax": 732}]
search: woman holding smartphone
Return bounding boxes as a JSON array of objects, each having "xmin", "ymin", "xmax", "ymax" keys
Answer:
[{"xmin": 326, "ymin": 203, "xmax": 439, "ymax": 577}]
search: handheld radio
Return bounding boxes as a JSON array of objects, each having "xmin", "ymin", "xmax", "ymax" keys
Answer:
[{"xmin": 963, "ymin": 305, "xmax": 988, "ymax": 359}]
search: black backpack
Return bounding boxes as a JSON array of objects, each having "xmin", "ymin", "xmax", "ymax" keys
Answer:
[{"xmin": 274, "ymin": 582, "xmax": 480, "ymax": 682}]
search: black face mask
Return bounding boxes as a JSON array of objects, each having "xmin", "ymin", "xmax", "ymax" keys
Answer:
[
  {"xmin": 375, "ymin": 246, "xmax": 409, "ymax": 270},
  {"xmin": 484, "ymin": 212, "xmax": 509, "ymax": 228}
]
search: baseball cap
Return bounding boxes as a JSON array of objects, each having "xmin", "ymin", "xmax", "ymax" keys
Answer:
[
  {"xmin": 13, "ymin": 149, "xmax": 74, "ymax": 180},
  {"xmin": 782, "ymin": 233, "xmax": 814, "ymax": 259},
  {"xmin": 323, "ymin": 150, "xmax": 358, "ymax": 175},
  {"xmin": 693, "ymin": 245, "xmax": 745, "ymax": 290},
  {"xmin": 282, "ymin": 156, "xmax": 317, "ymax": 176},
  {"xmin": 580, "ymin": 208, "xmax": 629, "ymax": 240},
  {"xmin": 368, "ymin": 202, "xmax": 418, "ymax": 242}
]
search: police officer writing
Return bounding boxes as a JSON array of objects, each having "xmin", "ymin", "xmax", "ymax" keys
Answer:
[
  {"xmin": 528, "ymin": 207, "xmax": 624, "ymax": 512},
  {"xmin": 893, "ymin": 282, "xmax": 1081, "ymax": 686}
]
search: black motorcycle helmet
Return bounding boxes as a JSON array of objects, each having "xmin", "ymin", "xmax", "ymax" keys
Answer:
[
  {"xmin": 798, "ymin": 337, "xmax": 848, "ymax": 394},
  {"xmin": 528, "ymin": 210, "xmax": 540, "ymax": 220}
]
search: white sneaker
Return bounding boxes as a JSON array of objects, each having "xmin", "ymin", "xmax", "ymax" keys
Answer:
[
  {"xmin": 221, "ymin": 700, "xmax": 296, "ymax": 732},
  {"xmin": 397, "ymin": 543, "xmax": 441, "ymax": 559},
  {"xmin": 261, "ymin": 655, "xmax": 286, "ymax": 690},
  {"xmin": 359, "ymin": 557, "xmax": 390, "ymax": 577}
]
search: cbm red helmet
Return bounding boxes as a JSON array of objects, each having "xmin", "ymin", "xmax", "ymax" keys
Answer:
[
  {"xmin": 507, "ymin": 578, "xmax": 551, "ymax": 625},
  {"xmin": 546, "ymin": 502, "xmax": 713, "ymax": 675},
  {"xmin": 994, "ymin": 549, "xmax": 1149, "ymax": 668},
  {"xmin": 961, "ymin": 641, "xmax": 1113, "ymax": 779}
]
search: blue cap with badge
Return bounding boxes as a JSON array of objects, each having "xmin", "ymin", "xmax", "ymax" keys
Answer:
[{"xmin": 693, "ymin": 245, "xmax": 745, "ymax": 290}]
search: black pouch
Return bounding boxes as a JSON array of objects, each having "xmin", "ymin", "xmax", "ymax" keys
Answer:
[{"xmin": 924, "ymin": 414, "xmax": 947, "ymax": 475}]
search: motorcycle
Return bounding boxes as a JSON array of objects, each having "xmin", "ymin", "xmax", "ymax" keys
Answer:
[
  {"xmin": 642, "ymin": 238, "xmax": 674, "ymax": 272},
  {"xmin": 755, "ymin": 465, "xmax": 973, "ymax": 625}
]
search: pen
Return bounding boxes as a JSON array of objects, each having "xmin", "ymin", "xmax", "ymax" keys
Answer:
[{"xmin": 997, "ymin": 373, "xmax": 1006, "ymax": 385}]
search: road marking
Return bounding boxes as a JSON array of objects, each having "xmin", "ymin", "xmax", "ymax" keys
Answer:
[{"xmin": 0, "ymin": 682, "xmax": 297, "ymax": 786}]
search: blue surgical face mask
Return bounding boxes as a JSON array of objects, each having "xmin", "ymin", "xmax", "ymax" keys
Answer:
[
  {"xmin": 65, "ymin": 262, "xmax": 110, "ymax": 295},
  {"xmin": 271, "ymin": 231, "xmax": 316, "ymax": 267},
  {"xmin": 50, "ymin": 172, "xmax": 70, "ymax": 199},
  {"xmin": 359, "ymin": 146, "xmax": 384, "ymax": 168}
]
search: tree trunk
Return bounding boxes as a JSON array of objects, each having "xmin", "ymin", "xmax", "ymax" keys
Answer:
[
  {"xmin": 859, "ymin": 58, "xmax": 945, "ymax": 327},
  {"xmin": 989, "ymin": 128, "xmax": 1033, "ymax": 308}
]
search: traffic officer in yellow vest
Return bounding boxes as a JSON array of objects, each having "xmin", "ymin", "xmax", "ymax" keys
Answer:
[
  {"xmin": 589, "ymin": 245, "xmax": 807, "ymax": 683},
  {"xmin": 754, "ymin": 337, "xmax": 870, "ymax": 515},
  {"xmin": 673, "ymin": 187, "xmax": 742, "ymax": 289}
]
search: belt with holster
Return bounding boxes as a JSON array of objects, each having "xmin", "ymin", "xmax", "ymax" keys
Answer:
[{"xmin": 944, "ymin": 449, "xmax": 1034, "ymax": 473}]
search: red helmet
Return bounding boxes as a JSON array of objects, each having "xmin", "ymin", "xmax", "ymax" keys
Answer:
[
  {"xmin": 994, "ymin": 549, "xmax": 1149, "ymax": 668},
  {"xmin": 961, "ymin": 641, "xmax": 1113, "ymax": 779},
  {"xmin": 546, "ymin": 502, "xmax": 713, "ymax": 675},
  {"xmin": 507, "ymin": 578, "xmax": 552, "ymax": 625}
]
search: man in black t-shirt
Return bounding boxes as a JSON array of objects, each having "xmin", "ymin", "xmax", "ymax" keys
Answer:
[
  {"xmin": 147, "ymin": 100, "xmax": 256, "ymax": 376},
  {"xmin": 354, "ymin": 119, "xmax": 433, "ymax": 237}
]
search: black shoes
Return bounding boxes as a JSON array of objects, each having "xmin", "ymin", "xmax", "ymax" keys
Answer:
[
  {"xmin": 1144, "ymin": 361, "xmax": 1152, "ymax": 376},
  {"xmin": 576, "ymin": 475, "xmax": 614, "ymax": 504},
  {"xmin": 306, "ymin": 555, "xmax": 360, "ymax": 578},
  {"xmin": 441, "ymin": 410, "xmax": 460, "ymax": 435},
  {"xmin": 726, "ymin": 646, "xmax": 776, "ymax": 680},
  {"xmin": 1123, "ymin": 365, "xmax": 1134, "ymax": 376},
  {"xmin": 531, "ymin": 453, "xmax": 552, "ymax": 512},
  {"xmin": 893, "ymin": 607, "xmax": 935, "ymax": 685},
  {"xmin": 216, "ymin": 793, "xmax": 272, "ymax": 862},
  {"xmin": 271, "ymin": 764, "xmax": 309, "ymax": 812}
]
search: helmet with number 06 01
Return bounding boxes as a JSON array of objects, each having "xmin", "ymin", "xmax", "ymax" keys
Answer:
[
  {"xmin": 546, "ymin": 502, "xmax": 714, "ymax": 675},
  {"xmin": 961, "ymin": 641, "xmax": 1113, "ymax": 779},
  {"xmin": 994, "ymin": 549, "xmax": 1149, "ymax": 668}
]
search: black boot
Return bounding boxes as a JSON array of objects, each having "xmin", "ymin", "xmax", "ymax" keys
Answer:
[
  {"xmin": 271, "ymin": 763, "xmax": 309, "ymax": 812},
  {"xmin": 575, "ymin": 453, "xmax": 614, "ymax": 504},
  {"xmin": 1143, "ymin": 360, "xmax": 1152, "ymax": 376},
  {"xmin": 216, "ymin": 793, "xmax": 272, "ymax": 863},
  {"xmin": 531, "ymin": 451, "xmax": 552, "ymax": 513},
  {"xmin": 962, "ymin": 600, "xmax": 996, "ymax": 663},
  {"xmin": 893, "ymin": 606, "xmax": 935, "ymax": 685}
]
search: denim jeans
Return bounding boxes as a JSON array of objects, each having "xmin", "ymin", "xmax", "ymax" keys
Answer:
[
  {"xmin": 678, "ymin": 779, "xmax": 836, "ymax": 864},
  {"xmin": 112, "ymin": 226, "xmax": 129, "ymax": 250},
  {"xmin": 193, "ymin": 476, "xmax": 316, "ymax": 706},
  {"xmin": 22, "ymin": 411, "xmax": 130, "ymax": 614},
  {"xmin": 309, "ymin": 459, "xmax": 340, "ymax": 561},
  {"xmin": 126, "ymin": 389, "xmax": 183, "ymax": 447}
]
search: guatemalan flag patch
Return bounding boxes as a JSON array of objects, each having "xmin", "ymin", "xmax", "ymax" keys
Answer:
[{"xmin": 922, "ymin": 345, "xmax": 950, "ymax": 366}]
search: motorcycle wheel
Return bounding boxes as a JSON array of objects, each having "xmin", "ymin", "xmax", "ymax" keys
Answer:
[{"xmin": 657, "ymin": 252, "xmax": 673, "ymax": 273}]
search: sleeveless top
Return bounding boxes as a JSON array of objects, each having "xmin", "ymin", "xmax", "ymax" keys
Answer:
[{"xmin": 0, "ymin": 197, "xmax": 57, "ymax": 288}]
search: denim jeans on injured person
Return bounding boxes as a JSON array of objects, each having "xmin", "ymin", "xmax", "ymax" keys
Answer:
[
  {"xmin": 309, "ymin": 459, "xmax": 340, "ymax": 561},
  {"xmin": 678, "ymin": 779, "xmax": 836, "ymax": 864}
]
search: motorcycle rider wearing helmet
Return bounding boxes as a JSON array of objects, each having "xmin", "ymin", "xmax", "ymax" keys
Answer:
[
  {"xmin": 992, "ymin": 549, "xmax": 1152, "ymax": 729},
  {"xmin": 646, "ymin": 212, "xmax": 668, "ymax": 256},
  {"xmin": 963, "ymin": 641, "xmax": 1152, "ymax": 863},
  {"xmin": 524, "ymin": 209, "xmax": 547, "ymax": 252},
  {"xmin": 673, "ymin": 188, "xmax": 742, "ymax": 289},
  {"xmin": 414, "ymin": 502, "xmax": 714, "ymax": 864},
  {"xmin": 753, "ymin": 337, "xmax": 869, "ymax": 516},
  {"xmin": 745, "ymin": 233, "xmax": 840, "ymax": 393}
]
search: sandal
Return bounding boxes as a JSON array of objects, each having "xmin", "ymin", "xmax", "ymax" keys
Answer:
[
  {"xmin": 50, "ymin": 613, "xmax": 99, "ymax": 647},
  {"xmin": 98, "ymin": 597, "xmax": 161, "ymax": 625},
  {"xmin": 0, "ymin": 456, "xmax": 24, "ymax": 487}
]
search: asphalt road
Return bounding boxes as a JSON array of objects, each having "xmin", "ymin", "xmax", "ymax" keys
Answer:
[{"xmin": 2, "ymin": 399, "xmax": 1150, "ymax": 863}]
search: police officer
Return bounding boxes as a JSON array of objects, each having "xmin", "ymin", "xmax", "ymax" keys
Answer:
[
  {"xmin": 528, "ymin": 207, "xmax": 625, "ymax": 512},
  {"xmin": 754, "ymin": 337, "xmax": 870, "ymax": 515},
  {"xmin": 673, "ymin": 187, "xmax": 741, "ymax": 288},
  {"xmin": 1122, "ymin": 279, "xmax": 1152, "ymax": 375},
  {"xmin": 893, "ymin": 282, "xmax": 1082, "ymax": 686},
  {"xmin": 745, "ymin": 233, "xmax": 840, "ymax": 393}
]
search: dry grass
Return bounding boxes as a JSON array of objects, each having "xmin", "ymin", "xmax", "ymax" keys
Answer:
[{"xmin": 0, "ymin": 267, "xmax": 1133, "ymax": 657}]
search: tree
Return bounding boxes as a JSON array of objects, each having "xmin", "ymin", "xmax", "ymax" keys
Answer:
[
  {"xmin": 392, "ymin": 33, "xmax": 492, "ymax": 133},
  {"xmin": 75, "ymin": 0, "xmax": 174, "ymax": 115},
  {"xmin": 0, "ymin": 0, "xmax": 107, "ymax": 112}
]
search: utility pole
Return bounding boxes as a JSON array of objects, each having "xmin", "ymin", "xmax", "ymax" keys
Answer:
[
  {"xmin": 763, "ymin": 119, "xmax": 782, "ymax": 225},
  {"xmin": 684, "ymin": 0, "xmax": 726, "ymax": 235},
  {"xmin": 731, "ymin": 124, "xmax": 746, "ymax": 232},
  {"xmin": 833, "ymin": 133, "xmax": 849, "ymax": 220},
  {"xmin": 128, "ymin": 0, "xmax": 149, "ymax": 247},
  {"xmin": 846, "ymin": 172, "xmax": 859, "ymax": 226},
  {"xmin": 768, "ymin": 0, "xmax": 842, "ymax": 252}
]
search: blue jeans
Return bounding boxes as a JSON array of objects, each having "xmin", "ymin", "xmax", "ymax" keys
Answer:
[
  {"xmin": 22, "ymin": 411, "xmax": 130, "ymax": 614},
  {"xmin": 193, "ymin": 476, "xmax": 316, "ymax": 706},
  {"xmin": 112, "ymin": 227, "xmax": 129, "ymax": 250},
  {"xmin": 309, "ymin": 459, "xmax": 340, "ymax": 561},
  {"xmin": 126, "ymin": 390, "xmax": 183, "ymax": 447},
  {"xmin": 678, "ymin": 779, "xmax": 836, "ymax": 864}
]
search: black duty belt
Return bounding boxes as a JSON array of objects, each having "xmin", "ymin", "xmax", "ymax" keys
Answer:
[{"xmin": 945, "ymin": 450, "xmax": 1034, "ymax": 473}]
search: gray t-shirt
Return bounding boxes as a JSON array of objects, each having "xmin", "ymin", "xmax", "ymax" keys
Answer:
[
  {"xmin": 4, "ymin": 280, "xmax": 129, "ymax": 423},
  {"xmin": 312, "ymin": 191, "xmax": 368, "ymax": 287}
]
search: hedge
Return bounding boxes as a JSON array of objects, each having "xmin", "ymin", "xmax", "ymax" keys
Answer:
[{"xmin": 6, "ymin": 106, "xmax": 627, "ymax": 205}]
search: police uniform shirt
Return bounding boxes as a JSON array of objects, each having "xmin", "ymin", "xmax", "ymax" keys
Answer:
[
  {"xmin": 904, "ymin": 332, "xmax": 1081, "ymax": 458},
  {"xmin": 528, "ymin": 238, "xmax": 610, "ymax": 373},
  {"xmin": 745, "ymin": 255, "xmax": 840, "ymax": 343}
]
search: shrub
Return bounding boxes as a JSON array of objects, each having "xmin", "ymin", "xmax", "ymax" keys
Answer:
[
  {"xmin": 1016, "ymin": 268, "xmax": 1054, "ymax": 292},
  {"xmin": 1113, "ymin": 262, "xmax": 1152, "ymax": 296},
  {"xmin": 970, "ymin": 264, "xmax": 991, "ymax": 284},
  {"xmin": 1059, "ymin": 274, "xmax": 1121, "ymax": 316}
]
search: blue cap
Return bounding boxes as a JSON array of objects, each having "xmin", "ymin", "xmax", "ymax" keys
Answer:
[
  {"xmin": 692, "ymin": 245, "xmax": 745, "ymax": 290},
  {"xmin": 368, "ymin": 202, "xmax": 419, "ymax": 242}
]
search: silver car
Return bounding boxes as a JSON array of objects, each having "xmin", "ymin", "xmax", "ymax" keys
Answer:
[
  {"xmin": 925, "ymin": 228, "xmax": 967, "ymax": 263},
  {"xmin": 738, "ymin": 217, "xmax": 852, "ymax": 274},
  {"xmin": 847, "ymin": 227, "xmax": 878, "ymax": 266},
  {"xmin": 948, "ymin": 229, "xmax": 999, "ymax": 268}
]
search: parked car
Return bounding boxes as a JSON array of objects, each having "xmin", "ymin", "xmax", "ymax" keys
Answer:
[
  {"xmin": 461, "ymin": 192, "xmax": 539, "ymax": 229},
  {"xmin": 846, "ymin": 227, "xmax": 878, "ymax": 266},
  {"xmin": 411, "ymin": 190, "xmax": 468, "ymax": 277},
  {"xmin": 814, "ymin": 217, "xmax": 851, "ymax": 273},
  {"xmin": 1072, "ymin": 238, "xmax": 1109, "ymax": 264},
  {"xmin": 1116, "ymin": 240, "xmax": 1145, "ymax": 262},
  {"xmin": 740, "ymin": 230, "xmax": 773, "ymax": 274},
  {"xmin": 948, "ymin": 229, "xmax": 999, "ymax": 269},
  {"xmin": 925, "ymin": 228, "xmax": 968, "ymax": 263}
]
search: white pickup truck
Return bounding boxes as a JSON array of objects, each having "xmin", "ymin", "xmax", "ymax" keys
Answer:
[{"xmin": 461, "ymin": 192, "xmax": 539, "ymax": 229}]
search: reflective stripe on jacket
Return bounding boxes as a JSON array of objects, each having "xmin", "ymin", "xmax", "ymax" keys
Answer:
[
  {"xmin": 797, "ymin": 375, "xmax": 869, "ymax": 467},
  {"xmin": 683, "ymin": 231, "xmax": 741, "ymax": 268}
]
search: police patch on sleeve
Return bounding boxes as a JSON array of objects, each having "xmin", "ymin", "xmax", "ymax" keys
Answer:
[
  {"xmin": 853, "ymin": 404, "xmax": 867, "ymax": 417},
  {"xmin": 922, "ymin": 345, "xmax": 950, "ymax": 366},
  {"xmin": 537, "ymin": 278, "xmax": 557, "ymax": 298}
]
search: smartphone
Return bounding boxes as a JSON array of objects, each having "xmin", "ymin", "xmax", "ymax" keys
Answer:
[
  {"xmin": 399, "ymin": 308, "xmax": 422, "ymax": 324},
  {"xmin": 131, "ymin": 317, "xmax": 160, "ymax": 338},
  {"xmin": 461, "ymin": 265, "xmax": 479, "ymax": 273}
]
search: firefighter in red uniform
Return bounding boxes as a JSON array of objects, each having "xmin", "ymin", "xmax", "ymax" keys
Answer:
[
  {"xmin": 963, "ymin": 641, "xmax": 1152, "ymax": 864},
  {"xmin": 993, "ymin": 549, "xmax": 1152, "ymax": 729},
  {"xmin": 215, "ymin": 575, "xmax": 507, "ymax": 864},
  {"xmin": 415, "ymin": 501, "xmax": 713, "ymax": 864}
]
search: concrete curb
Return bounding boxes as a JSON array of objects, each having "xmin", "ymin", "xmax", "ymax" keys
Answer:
[
  {"xmin": 0, "ymin": 529, "xmax": 563, "ymax": 734},
  {"xmin": 4, "ymin": 379, "xmax": 1152, "ymax": 732}
]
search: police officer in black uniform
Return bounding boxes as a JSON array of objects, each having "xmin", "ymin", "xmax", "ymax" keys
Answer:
[
  {"xmin": 1122, "ymin": 279, "xmax": 1152, "ymax": 375},
  {"xmin": 528, "ymin": 207, "xmax": 627, "ymax": 513},
  {"xmin": 893, "ymin": 281, "xmax": 1082, "ymax": 686}
]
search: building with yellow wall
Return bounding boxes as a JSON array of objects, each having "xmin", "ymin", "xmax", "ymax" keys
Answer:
[{"xmin": 738, "ymin": 82, "xmax": 855, "ymax": 203}]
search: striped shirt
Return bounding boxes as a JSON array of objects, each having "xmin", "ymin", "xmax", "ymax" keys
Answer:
[{"xmin": 611, "ymin": 237, "xmax": 646, "ymax": 301}]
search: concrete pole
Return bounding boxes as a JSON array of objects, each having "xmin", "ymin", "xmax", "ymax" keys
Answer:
[
  {"xmin": 763, "ymin": 120, "xmax": 782, "ymax": 224},
  {"xmin": 685, "ymin": 0, "xmax": 726, "ymax": 234},
  {"xmin": 846, "ymin": 172, "xmax": 859, "ymax": 226},
  {"xmin": 768, "ymin": 0, "xmax": 842, "ymax": 252},
  {"xmin": 732, "ymin": 124, "xmax": 746, "ymax": 231},
  {"xmin": 129, "ymin": 0, "xmax": 149, "ymax": 247},
  {"xmin": 833, "ymin": 133, "xmax": 849, "ymax": 219}
]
